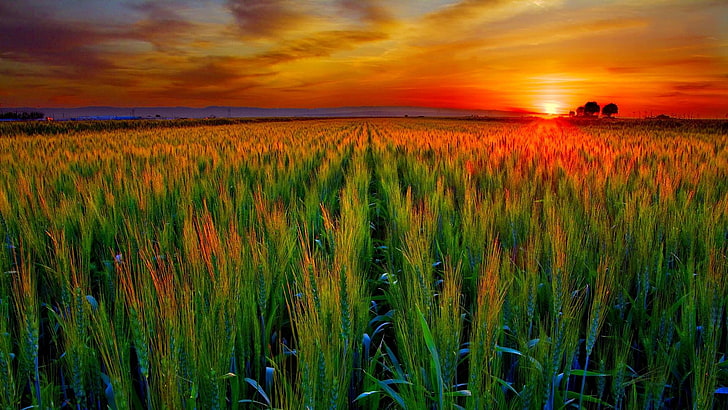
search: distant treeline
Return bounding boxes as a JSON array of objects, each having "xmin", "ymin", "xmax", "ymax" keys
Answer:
[
  {"xmin": 0, "ymin": 116, "xmax": 308, "ymax": 137},
  {"xmin": 0, "ymin": 111, "xmax": 45, "ymax": 120}
]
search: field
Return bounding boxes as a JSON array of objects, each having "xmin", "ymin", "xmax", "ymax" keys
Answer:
[{"xmin": 1, "ymin": 118, "xmax": 727, "ymax": 409}]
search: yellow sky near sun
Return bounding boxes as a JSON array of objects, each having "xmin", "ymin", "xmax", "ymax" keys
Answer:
[{"xmin": 0, "ymin": 0, "xmax": 726, "ymax": 117}]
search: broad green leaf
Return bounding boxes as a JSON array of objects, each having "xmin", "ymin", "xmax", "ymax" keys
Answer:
[
  {"xmin": 570, "ymin": 369, "xmax": 608, "ymax": 377},
  {"xmin": 243, "ymin": 378, "xmax": 271, "ymax": 407}
]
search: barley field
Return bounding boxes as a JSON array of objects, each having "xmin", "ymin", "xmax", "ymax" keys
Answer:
[{"xmin": 1, "ymin": 118, "xmax": 727, "ymax": 409}]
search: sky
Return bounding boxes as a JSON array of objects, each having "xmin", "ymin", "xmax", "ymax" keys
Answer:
[{"xmin": 1, "ymin": 0, "xmax": 726, "ymax": 117}]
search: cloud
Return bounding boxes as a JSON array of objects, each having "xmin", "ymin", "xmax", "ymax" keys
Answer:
[
  {"xmin": 0, "ymin": 1, "xmax": 204, "ymax": 79},
  {"xmin": 227, "ymin": 0, "xmax": 309, "ymax": 38},
  {"xmin": 168, "ymin": 56, "xmax": 275, "ymax": 88},
  {"xmin": 338, "ymin": 0, "xmax": 393, "ymax": 25},
  {"xmin": 254, "ymin": 30, "xmax": 389, "ymax": 65},
  {"xmin": 109, "ymin": 54, "xmax": 282, "ymax": 105},
  {"xmin": 406, "ymin": 0, "xmax": 575, "ymax": 50},
  {"xmin": 423, "ymin": 0, "xmax": 505, "ymax": 25},
  {"xmin": 672, "ymin": 81, "xmax": 717, "ymax": 91},
  {"xmin": 126, "ymin": 2, "xmax": 197, "ymax": 50},
  {"xmin": 0, "ymin": 3, "xmax": 117, "ymax": 75},
  {"xmin": 607, "ymin": 66, "xmax": 644, "ymax": 74},
  {"xmin": 131, "ymin": 82, "xmax": 261, "ymax": 105},
  {"xmin": 125, "ymin": 60, "xmax": 274, "ymax": 105}
]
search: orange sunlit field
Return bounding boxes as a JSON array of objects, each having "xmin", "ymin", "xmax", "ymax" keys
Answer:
[{"xmin": 1, "ymin": 118, "xmax": 727, "ymax": 408}]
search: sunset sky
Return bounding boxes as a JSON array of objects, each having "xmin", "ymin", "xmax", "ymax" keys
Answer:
[{"xmin": 1, "ymin": 0, "xmax": 726, "ymax": 117}]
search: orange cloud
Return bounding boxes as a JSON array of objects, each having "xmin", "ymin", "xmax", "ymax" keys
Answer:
[{"xmin": 227, "ymin": 0, "xmax": 311, "ymax": 38}]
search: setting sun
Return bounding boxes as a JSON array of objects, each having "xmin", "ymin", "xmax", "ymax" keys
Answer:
[{"xmin": 542, "ymin": 102, "xmax": 561, "ymax": 115}]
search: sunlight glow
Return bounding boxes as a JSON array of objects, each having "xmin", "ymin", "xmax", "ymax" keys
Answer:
[{"xmin": 542, "ymin": 101, "xmax": 560, "ymax": 115}]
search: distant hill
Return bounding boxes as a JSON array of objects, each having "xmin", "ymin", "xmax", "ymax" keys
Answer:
[{"xmin": 7, "ymin": 106, "xmax": 537, "ymax": 120}]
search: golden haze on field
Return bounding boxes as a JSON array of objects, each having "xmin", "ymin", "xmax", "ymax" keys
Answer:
[{"xmin": 0, "ymin": 0, "xmax": 726, "ymax": 117}]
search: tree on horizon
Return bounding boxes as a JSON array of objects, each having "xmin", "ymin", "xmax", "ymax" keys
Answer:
[
  {"xmin": 602, "ymin": 103, "xmax": 618, "ymax": 117},
  {"xmin": 584, "ymin": 101, "xmax": 600, "ymax": 116}
]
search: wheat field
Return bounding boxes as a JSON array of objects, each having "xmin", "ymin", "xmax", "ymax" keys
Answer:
[{"xmin": 1, "ymin": 118, "xmax": 727, "ymax": 409}]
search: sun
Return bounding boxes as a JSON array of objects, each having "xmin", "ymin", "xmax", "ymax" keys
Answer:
[{"xmin": 542, "ymin": 101, "xmax": 560, "ymax": 115}]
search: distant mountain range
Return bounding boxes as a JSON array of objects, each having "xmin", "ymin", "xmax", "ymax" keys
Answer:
[{"xmin": 5, "ymin": 106, "xmax": 538, "ymax": 120}]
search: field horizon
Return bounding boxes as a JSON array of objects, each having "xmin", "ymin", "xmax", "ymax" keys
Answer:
[
  {"xmin": 5, "ymin": 105, "xmax": 726, "ymax": 121},
  {"xmin": 3, "ymin": 105, "xmax": 541, "ymax": 121}
]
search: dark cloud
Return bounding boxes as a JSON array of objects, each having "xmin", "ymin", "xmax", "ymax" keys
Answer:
[
  {"xmin": 227, "ymin": 0, "xmax": 308, "ymax": 38},
  {"xmin": 137, "ymin": 76, "xmax": 266, "ymax": 105},
  {"xmin": 424, "ymin": 0, "xmax": 504, "ymax": 25},
  {"xmin": 273, "ymin": 77, "xmax": 340, "ymax": 93},
  {"xmin": 0, "ymin": 3, "xmax": 117, "ymax": 75},
  {"xmin": 255, "ymin": 30, "xmax": 388, "ymax": 65},
  {"xmin": 168, "ymin": 57, "xmax": 275, "ymax": 88},
  {"xmin": 129, "ymin": 85, "xmax": 251, "ymax": 104},
  {"xmin": 607, "ymin": 66, "xmax": 643, "ymax": 74},
  {"xmin": 120, "ymin": 55, "xmax": 279, "ymax": 104},
  {"xmin": 127, "ymin": 2, "xmax": 196, "ymax": 50},
  {"xmin": 0, "ymin": 1, "xmax": 209, "ymax": 84},
  {"xmin": 0, "ymin": 1, "xmax": 203, "ymax": 79},
  {"xmin": 673, "ymin": 81, "xmax": 716, "ymax": 91},
  {"xmin": 338, "ymin": 0, "xmax": 393, "ymax": 25},
  {"xmin": 657, "ymin": 92, "xmax": 681, "ymax": 98}
]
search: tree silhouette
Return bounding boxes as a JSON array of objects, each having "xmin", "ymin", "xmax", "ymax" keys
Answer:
[
  {"xmin": 602, "ymin": 103, "xmax": 618, "ymax": 117},
  {"xmin": 584, "ymin": 101, "xmax": 600, "ymax": 117},
  {"xmin": 576, "ymin": 106, "xmax": 585, "ymax": 116},
  {"xmin": 0, "ymin": 111, "xmax": 44, "ymax": 120}
]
